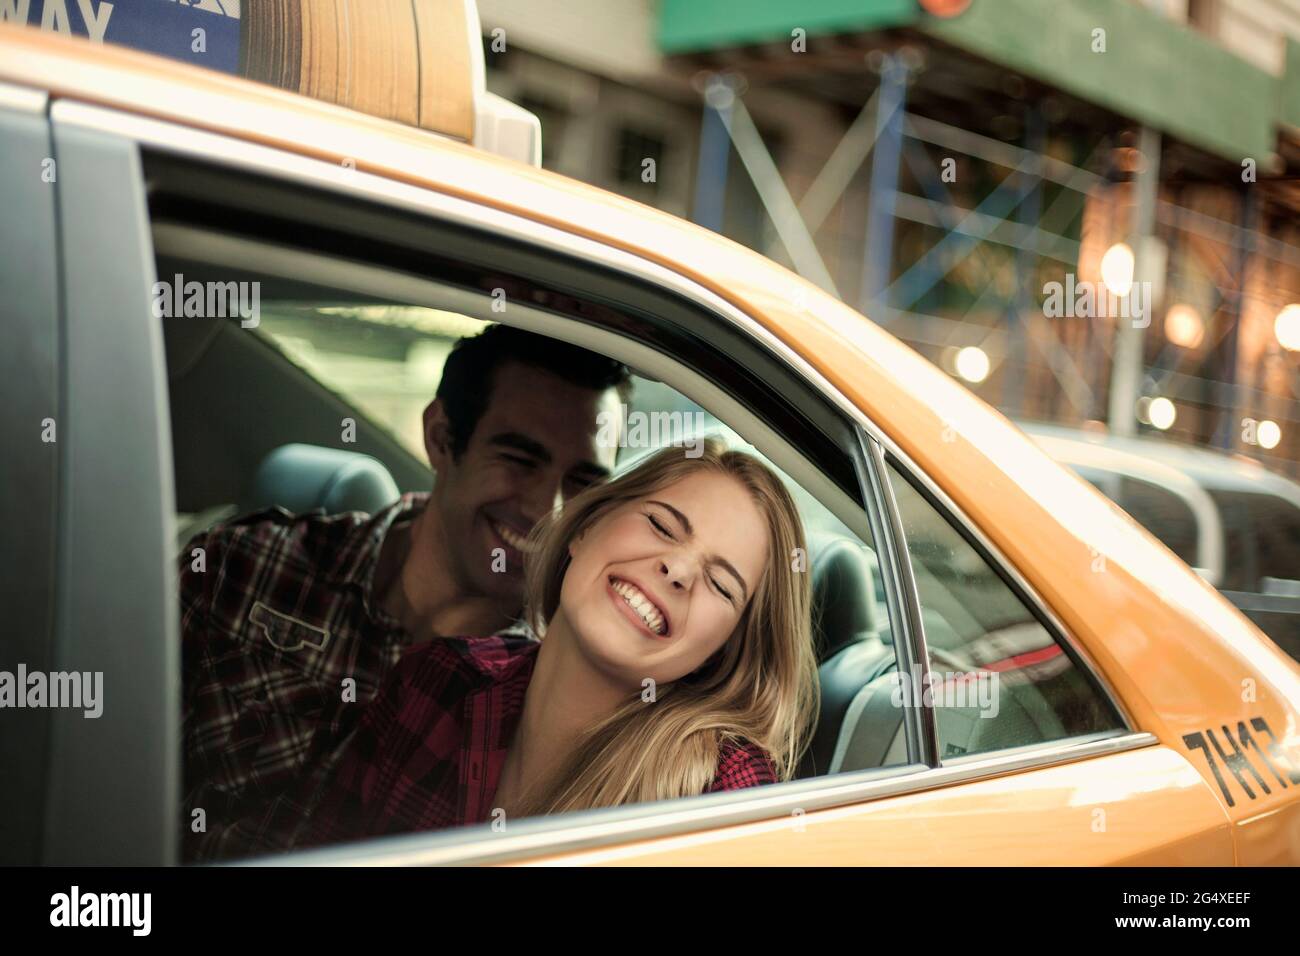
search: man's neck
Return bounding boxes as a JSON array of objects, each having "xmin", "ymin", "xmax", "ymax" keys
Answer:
[{"xmin": 375, "ymin": 506, "xmax": 520, "ymax": 641}]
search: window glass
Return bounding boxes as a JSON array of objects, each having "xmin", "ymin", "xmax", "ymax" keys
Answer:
[
  {"xmin": 886, "ymin": 462, "xmax": 1125, "ymax": 759},
  {"xmin": 1206, "ymin": 490, "xmax": 1300, "ymax": 589},
  {"xmin": 1118, "ymin": 476, "xmax": 1199, "ymax": 567},
  {"xmin": 259, "ymin": 303, "xmax": 488, "ymax": 459},
  {"xmin": 161, "ymin": 260, "xmax": 904, "ymax": 865},
  {"xmin": 1203, "ymin": 489, "xmax": 1300, "ymax": 660}
]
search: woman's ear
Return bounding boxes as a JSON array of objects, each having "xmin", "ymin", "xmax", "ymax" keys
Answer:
[{"xmin": 567, "ymin": 527, "xmax": 586, "ymax": 559}]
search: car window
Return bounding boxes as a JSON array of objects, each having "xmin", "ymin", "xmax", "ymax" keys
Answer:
[
  {"xmin": 886, "ymin": 461, "xmax": 1125, "ymax": 760},
  {"xmin": 1206, "ymin": 489, "xmax": 1300, "ymax": 590},
  {"xmin": 156, "ymin": 240, "xmax": 908, "ymax": 862},
  {"xmin": 1117, "ymin": 476, "xmax": 1199, "ymax": 568},
  {"xmin": 253, "ymin": 326, "xmax": 899, "ymax": 779},
  {"xmin": 259, "ymin": 303, "xmax": 489, "ymax": 460}
]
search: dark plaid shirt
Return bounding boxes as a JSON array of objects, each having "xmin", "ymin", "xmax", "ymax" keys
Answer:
[
  {"xmin": 179, "ymin": 493, "xmax": 437, "ymax": 863},
  {"xmin": 302, "ymin": 635, "xmax": 778, "ymax": 848}
]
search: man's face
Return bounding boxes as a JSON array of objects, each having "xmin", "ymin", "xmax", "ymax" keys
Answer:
[{"xmin": 425, "ymin": 360, "xmax": 621, "ymax": 605}]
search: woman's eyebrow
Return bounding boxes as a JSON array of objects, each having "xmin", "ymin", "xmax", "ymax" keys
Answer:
[
  {"xmin": 711, "ymin": 558, "xmax": 749, "ymax": 602},
  {"xmin": 647, "ymin": 499, "xmax": 749, "ymax": 601}
]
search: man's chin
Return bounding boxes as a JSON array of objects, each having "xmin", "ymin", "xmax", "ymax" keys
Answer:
[{"xmin": 472, "ymin": 570, "xmax": 526, "ymax": 608}]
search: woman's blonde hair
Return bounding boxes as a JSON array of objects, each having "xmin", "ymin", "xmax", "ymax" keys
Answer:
[{"xmin": 513, "ymin": 438, "xmax": 819, "ymax": 817}]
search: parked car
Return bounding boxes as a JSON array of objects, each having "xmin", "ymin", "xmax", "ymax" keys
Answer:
[
  {"xmin": 2, "ymin": 4, "xmax": 1299, "ymax": 867},
  {"xmin": 1024, "ymin": 422, "xmax": 1300, "ymax": 664}
]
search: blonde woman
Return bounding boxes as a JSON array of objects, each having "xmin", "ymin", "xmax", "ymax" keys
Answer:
[{"xmin": 301, "ymin": 440, "xmax": 818, "ymax": 844}]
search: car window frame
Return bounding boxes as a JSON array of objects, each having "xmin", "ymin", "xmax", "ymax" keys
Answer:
[
  {"xmin": 48, "ymin": 99, "xmax": 1154, "ymax": 867},
  {"xmin": 0, "ymin": 82, "xmax": 61, "ymax": 866},
  {"xmin": 40, "ymin": 98, "xmax": 180, "ymax": 866}
]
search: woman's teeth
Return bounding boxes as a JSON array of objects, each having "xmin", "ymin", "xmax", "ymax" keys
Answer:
[
  {"xmin": 611, "ymin": 579, "xmax": 667, "ymax": 635},
  {"xmin": 493, "ymin": 520, "xmax": 531, "ymax": 553}
]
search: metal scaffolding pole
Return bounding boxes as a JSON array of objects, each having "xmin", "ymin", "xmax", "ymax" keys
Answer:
[
  {"xmin": 1214, "ymin": 189, "xmax": 1258, "ymax": 450},
  {"xmin": 1107, "ymin": 126, "xmax": 1161, "ymax": 437},
  {"xmin": 861, "ymin": 53, "xmax": 908, "ymax": 321},
  {"xmin": 692, "ymin": 74, "xmax": 733, "ymax": 233},
  {"xmin": 1004, "ymin": 106, "xmax": 1044, "ymax": 417}
]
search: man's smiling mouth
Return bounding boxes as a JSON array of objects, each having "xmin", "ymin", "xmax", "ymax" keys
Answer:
[
  {"xmin": 489, "ymin": 518, "xmax": 533, "ymax": 554},
  {"xmin": 609, "ymin": 575, "xmax": 670, "ymax": 637}
]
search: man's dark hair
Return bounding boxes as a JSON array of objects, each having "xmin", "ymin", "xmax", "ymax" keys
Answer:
[{"xmin": 435, "ymin": 324, "xmax": 633, "ymax": 458}]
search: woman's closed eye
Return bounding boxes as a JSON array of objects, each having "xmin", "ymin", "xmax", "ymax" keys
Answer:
[
  {"xmin": 647, "ymin": 512, "xmax": 736, "ymax": 604},
  {"xmin": 646, "ymin": 512, "xmax": 674, "ymax": 539}
]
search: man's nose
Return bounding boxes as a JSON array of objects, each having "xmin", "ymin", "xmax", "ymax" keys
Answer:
[{"xmin": 519, "ymin": 472, "xmax": 565, "ymax": 526}]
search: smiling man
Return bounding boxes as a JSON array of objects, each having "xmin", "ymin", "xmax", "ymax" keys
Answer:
[{"xmin": 179, "ymin": 324, "xmax": 630, "ymax": 862}]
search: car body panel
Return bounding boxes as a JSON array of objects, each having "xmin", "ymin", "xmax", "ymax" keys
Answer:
[
  {"xmin": 5, "ymin": 26, "xmax": 1300, "ymax": 864},
  {"xmin": 522, "ymin": 747, "xmax": 1234, "ymax": 866}
]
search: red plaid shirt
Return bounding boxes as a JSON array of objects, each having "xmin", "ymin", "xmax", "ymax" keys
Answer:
[
  {"xmin": 179, "ymin": 493, "xmax": 440, "ymax": 862},
  {"xmin": 300, "ymin": 634, "xmax": 778, "ymax": 848}
]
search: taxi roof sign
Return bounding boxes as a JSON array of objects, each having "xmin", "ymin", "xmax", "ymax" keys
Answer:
[{"xmin": 3, "ymin": 0, "xmax": 541, "ymax": 165}]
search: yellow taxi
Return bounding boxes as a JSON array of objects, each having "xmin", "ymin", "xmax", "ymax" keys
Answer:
[{"xmin": 1, "ymin": 0, "xmax": 1298, "ymax": 866}]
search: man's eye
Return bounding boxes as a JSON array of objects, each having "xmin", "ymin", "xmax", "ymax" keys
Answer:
[
  {"xmin": 647, "ymin": 513, "xmax": 674, "ymax": 539},
  {"xmin": 502, "ymin": 454, "xmax": 535, "ymax": 467}
]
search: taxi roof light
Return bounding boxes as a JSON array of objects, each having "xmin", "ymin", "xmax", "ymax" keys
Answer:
[{"xmin": 6, "ymin": 0, "xmax": 542, "ymax": 167}]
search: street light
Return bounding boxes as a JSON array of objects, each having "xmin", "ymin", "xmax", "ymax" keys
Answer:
[
  {"xmin": 954, "ymin": 345, "xmax": 990, "ymax": 384},
  {"xmin": 1164, "ymin": 304, "xmax": 1204, "ymax": 349},
  {"xmin": 1146, "ymin": 396, "xmax": 1176, "ymax": 431},
  {"xmin": 1100, "ymin": 242, "xmax": 1135, "ymax": 297},
  {"xmin": 1276, "ymin": 303, "xmax": 1300, "ymax": 351},
  {"xmin": 1258, "ymin": 419, "xmax": 1282, "ymax": 450}
]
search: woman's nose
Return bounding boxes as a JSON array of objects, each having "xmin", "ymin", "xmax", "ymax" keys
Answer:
[{"xmin": 658, "ymin": 557, "xmax": 695, "ymax": 590}]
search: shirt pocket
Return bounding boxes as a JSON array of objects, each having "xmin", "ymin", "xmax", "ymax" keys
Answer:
[{"xmin": 220, "ymin": 654, "xmax": 338, "ymax": 798}]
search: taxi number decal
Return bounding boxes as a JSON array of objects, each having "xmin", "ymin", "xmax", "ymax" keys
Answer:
[{"xmin": 1182, "ymin": 717, "xmax": 1300, "ymax": 807}]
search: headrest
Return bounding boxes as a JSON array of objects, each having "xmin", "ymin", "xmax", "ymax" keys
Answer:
[
  {"xmin": 809, "ymin": 533, "xmax": 882, "ymax": 659},
  {"xmin": 250, "ymin": 444, "xmax": 400, "ymax": 516}
]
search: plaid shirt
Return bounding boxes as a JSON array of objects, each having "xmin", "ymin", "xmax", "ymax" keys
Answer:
[
  {"xmin": 179, "ymin": 493, "xmax": 437, "ymax": 863},
  {"xmin": 301, "ymin": 635, "xmax": 778, "ymax": 848}
]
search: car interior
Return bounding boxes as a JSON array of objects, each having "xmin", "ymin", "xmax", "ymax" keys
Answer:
[{"xmin": 157, "ymin": 255, "xmax": 921, "ymax": 801}]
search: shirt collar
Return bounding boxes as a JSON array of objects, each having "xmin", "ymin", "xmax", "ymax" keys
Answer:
[{"xmin": 451, "ymin": 635, "xmax": 540, "ymax": 687}]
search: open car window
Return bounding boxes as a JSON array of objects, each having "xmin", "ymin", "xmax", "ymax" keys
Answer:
[{"xmin": 155, "ymin": 216, "xmax": 911, "ymax": 863}]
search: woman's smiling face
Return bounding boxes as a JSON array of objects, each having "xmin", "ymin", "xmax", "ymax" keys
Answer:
[{"xmin": 557, "ymin": 469, "xmax": 770, "ymax": 687}]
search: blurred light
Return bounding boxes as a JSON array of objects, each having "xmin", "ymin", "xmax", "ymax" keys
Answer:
[
  {"xmin": 1164, "ymin": 304, "xmax": 1204, "ymax": 349},
  {"xmin": 1100, "ymin": 243, "xmax": 1135, "ymax": 296},
  {"xmin": 405, "ymin": 339, "xmax": 445, "ymax": 385},
  {"xmin": 1276, "ymin": 304, "xmax": 1300, "ymax": 351},
  {"xmin": 954, "ymin": 346, "xmax": 990, "ymax": 384},
  {"xmin": 1258, "ymin": 419, "xmax": 1282, "ymax": 450},
  {"xmin": 919, "ymin": 0, "xmax": 972, "ymax": 17},
  {"xmin": 1148, "ymin": 396, "xmax": 1176, "ymax": 431}
]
